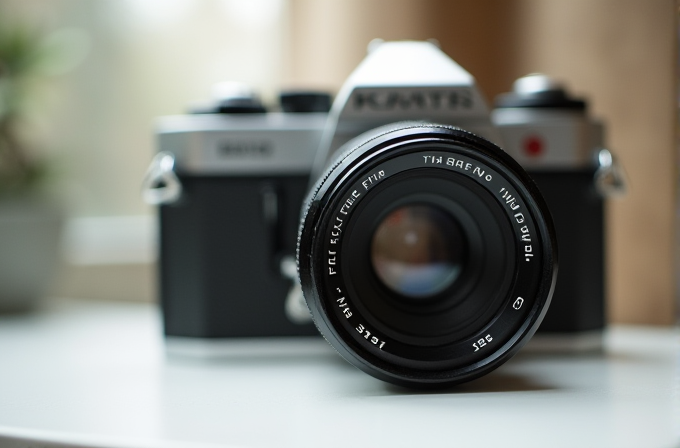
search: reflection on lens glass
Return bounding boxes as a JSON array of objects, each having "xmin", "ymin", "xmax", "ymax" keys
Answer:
[{"xmin": 371, "ymin": 205, "xmax": 466, "ymax": 298}]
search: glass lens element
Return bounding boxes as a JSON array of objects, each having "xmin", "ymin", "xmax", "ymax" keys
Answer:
[{"xmin": 370, "ymin": 204, "xmax": 466, "ymax": 298}]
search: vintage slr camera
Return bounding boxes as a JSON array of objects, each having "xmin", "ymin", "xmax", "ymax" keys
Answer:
[{"xmin": 144, "ymin": 41, "xmax": 624, "ymax": 387}]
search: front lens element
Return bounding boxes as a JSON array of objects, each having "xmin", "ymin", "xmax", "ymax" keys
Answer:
[{"xmin": 370, "ymin": 205, "xmax": 466, "ymax": 298}]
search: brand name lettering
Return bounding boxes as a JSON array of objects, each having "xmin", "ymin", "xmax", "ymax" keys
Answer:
[{"xmin": 352, "ymin": 89, "xmax": 473, "ymax": 112}]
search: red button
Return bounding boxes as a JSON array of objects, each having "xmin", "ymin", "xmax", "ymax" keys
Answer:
[{"xmin": 523, "ymin": 135, "xmax": 545, "ymax": 157}]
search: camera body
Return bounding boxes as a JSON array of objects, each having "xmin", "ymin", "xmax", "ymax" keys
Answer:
[
  {"xmin": 493, "ymin": 76, "xmax": 618, "ymax": 350},
  {"xmin": 149, "ymin": 90, "xmax": 329, "ymax": 342},
  {"xmin": 147, "ymin": 41, "xmax": 618, "ymax": 352}
]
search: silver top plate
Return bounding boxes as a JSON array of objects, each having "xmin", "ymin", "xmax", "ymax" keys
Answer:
[{"xmin": 156, "ymin": 112, "xmax": 327, "ymax": 175}]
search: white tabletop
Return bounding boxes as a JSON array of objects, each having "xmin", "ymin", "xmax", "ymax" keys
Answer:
[{"xmin": 0, "ymin": 298, "xmax": 678, "ymax": 448}]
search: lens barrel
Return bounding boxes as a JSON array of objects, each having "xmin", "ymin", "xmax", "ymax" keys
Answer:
[{"xmin": 298, "ymin": 122, "xmax": 557, "ymax": 388}]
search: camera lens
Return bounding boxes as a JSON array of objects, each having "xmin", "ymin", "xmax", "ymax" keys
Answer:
[
  {"xmin": 298, "ymin": 123, "xmax": 557, "ymax": 388},
  {"xmin": 370, "ymin": 204, "xmax": 466, "ymax": 299}
]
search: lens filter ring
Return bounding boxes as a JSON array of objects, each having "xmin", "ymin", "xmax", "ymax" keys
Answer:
[{"xmin": 297, "ymin": 123, "xmax": 557, "ymax": 388}]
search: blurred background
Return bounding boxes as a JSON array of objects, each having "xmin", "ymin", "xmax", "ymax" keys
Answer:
[{"xmin": 0, "ymin": 0, "xmax": 676, "ymax": 325}]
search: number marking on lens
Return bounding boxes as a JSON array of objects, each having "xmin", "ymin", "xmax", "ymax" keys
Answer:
[
  {"xmin": 335, "ymin": 296, "xmax": 353, "ymax": 319},
  {"xmin": 356, "ymin": 324, "xmax": 387, "ymax": 350},
  {"xmin": 361, "ymin": 170, "xmax": 386, "ymax": 189},
  {"xmin": 513, "ymin": 297, "xmax": 524, "ymax": 310},
  {"xmin": 339, "ymin": 190, "xmax": 361, "ymax": 215},
  {"xmin": 328, "ymin": 250, "xmax": 338, "ymax": 275},
  {"xmin": 473, "ymin": 334, "xmax": 493, "ymax": 352}
]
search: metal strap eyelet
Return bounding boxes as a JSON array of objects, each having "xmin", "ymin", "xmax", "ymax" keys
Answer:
[
  {"xmin": 594, "ymin": 148, "xmax": 627, "ymax": 198},
  {"xmin": 142, "ymin": 152, "xmax": 182, "ymax": 205},
  {"xmin": 281, "ymin": 255, "xmax": 313, "ymax": 325}
]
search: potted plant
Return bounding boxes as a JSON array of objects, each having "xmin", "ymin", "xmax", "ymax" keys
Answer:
[{"xmin": 0, "ymin": 19, "xmax": 64, "ymax": 312}]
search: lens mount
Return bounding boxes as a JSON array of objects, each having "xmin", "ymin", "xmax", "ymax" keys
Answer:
[{"xmin": 298, "ymin": 123, "xmax": 557, "ymax": 388}]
